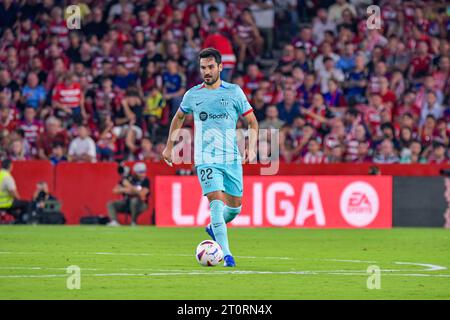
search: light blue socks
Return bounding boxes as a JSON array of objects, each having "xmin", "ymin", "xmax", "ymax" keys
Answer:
[
  {"xmin": 223, "ymin": 205, "xmax": 242, "ymax": 223},
  {"xmin": 210, "ymin": 200, "xmax": 231, "ymax": 256}
]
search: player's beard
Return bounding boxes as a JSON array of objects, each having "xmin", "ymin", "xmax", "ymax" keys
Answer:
[{"xmin": 203, "ymin": 73, "xmax": 220, "ymax": 86}]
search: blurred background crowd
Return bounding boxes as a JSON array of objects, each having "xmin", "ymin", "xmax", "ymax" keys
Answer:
[{"xmin": 0, "ymin": 0, "xmax": 448, "ymax": 164}]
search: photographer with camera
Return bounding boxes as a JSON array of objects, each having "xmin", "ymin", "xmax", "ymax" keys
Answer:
[
  {"xmin": 107, "ymin": 162, "xmax": 150, "ymax": 226},
  {"xmin": 29, "ymin": 182, "xmax": 65, "ymax": 224}
]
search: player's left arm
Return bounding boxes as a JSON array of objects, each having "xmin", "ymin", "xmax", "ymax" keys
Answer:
[
  {"xmin": 236, "ymin": 85, "xmax": 259, "ymax": 163},
  {"xmin": 244, "ymin": 111, "xmax": 258, "ymax": 163}
]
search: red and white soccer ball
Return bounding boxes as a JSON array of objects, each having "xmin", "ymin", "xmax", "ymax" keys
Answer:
[{"xmin": 196, "ymin": 240, "xmax": 223, "ymax": 266}]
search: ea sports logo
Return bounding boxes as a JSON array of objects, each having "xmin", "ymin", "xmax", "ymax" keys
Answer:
[
  {"xmin": 340, "ymin": 182, "xmax": 379, "ymax": 227},
  {"xmin": 199, "ymin": 112, "xmax": 208, "ymax": 121}
]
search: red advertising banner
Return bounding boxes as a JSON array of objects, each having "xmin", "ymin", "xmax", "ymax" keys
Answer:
[{"xmin": 155, "ymin": 176, "xmax": 392, "ymax": 228}]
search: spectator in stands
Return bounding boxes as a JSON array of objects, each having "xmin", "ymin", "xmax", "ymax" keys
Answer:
[
  {"xmin": 324, "ymin": 78, "xmax": 347, "ymax": 112},
  {"xmin": 0, "ymin": 159, "xmax": 30, "ymax": 223},
  {"xmin": 107, "ymin": 162, "xmax": 149, "ymax": 226},
  {"xmin": 0, "ymin": 100, "xmax": 17, "ymax": 137},
  {"xmin": 353, "ymin": 141, "xmax": 372, "ymax": 163},
  {"xmin": 324, "ymin": 117, "xmax": 346, "ymax": 152},
  {"xmin": 312, "ymin": 8, "xmax": 336, "ymax": 45},
  {"xmin": 137, "ymin": 137, "xmax": 160, "ymax": 162},
  {"xmin": 84, "ymin": 6, "xmax": 109, "ymax": 40},
  {"xmin": 277, "ymin": 89, "xmax": 300, "ymax": 124},
  {"xmin": 49, "ymin": 142, "xmax": 67, "ymax": 165},
  {"xmin": 21, "ymin": 72, "xmax": 46, "ymax": 110},
  {"xmin": 7, "ymin": 135, "xmax": 28, "ymax": 161},
  {"xmin": 373, "ymin": 139, "xmax": 400, "ymax": 164},
  {"xmin": 396, "ymin": 91, "xmax": 420, "ymax": 123},
  {"xmin": 345, "ymin": 121, "xmax": 365, "ymax": 161},
  {"xmin": 113, "ymin": 63, "xmax": 138, "ymax": 90},
  {"xmin": 251, "ymin": 88, "xmax": 268, "ymax": 122},
  {"xmin": 428, "ymin": 141, "xmax": 448, "ymax": 164},
  {"xmin": 344, "ymin": 54, "xmax": 368, "ymax": 103},
  {"xmin": 0, "ymin": 68, "xmax": 20, "ymax": 104},
  {"xmin": 297, "ymin": 72, "xmax": 320, "ymax": 108},
  {"xmin": 203, "ymin": 22, "xmax": 236, "ymax": 82},
  {"xmin": 314, "ymin": 41, "xmax": 340, "ymax": 73},
  {"xmin": 232, "ymin": 8, "xmax": 264, "ymax": 71},
  {"xmin": 162, "ymin": 59, "xmax": 186, "ymax": 116},
  {"xmin": 326, "ymin": 143, "xmax": 345, "ymax": 163},
  {"xmin": 68, "ymin": 125, "xmax": 96, "ymax": 163},
  {"xmin": 302, "ymin": 93, "xmax": 329, "ymax": 131},
  {"xmin": 37, "ymin": 117, "xmax": 69, "ymax": 160},
  {"xmin": 318, "ymin": 57, "xmax": 345, "ymax": 94},
  {"xmin": 408, "ymin": 41, "xmax": 432, "ymax": 82},
  {"xmin": 302, "ymin": 138, "xmax": 325, "ymax": 164},
  {"xmin": 52, "ymin": 72, "xmax": 86, "ymax": 125},
  {"xmin": 250, "ymin": 0, "xmax": 275, "ymax": 58},
  {"xmin": 420, "ymin": 91, "xmax": 444, "ymax": 126},
  {"xmin": 336, "ymin": 42, "xmax": 356, "ymax": 74},
  {"xmin": 398, "ymin": 126, "xmax": 414, "ymax": 151},
  {"xmin": 19, "ymin": 106, "xmax": 42, "ymax": 157},
  {"xmin": 400, "ymin": 140, "xmax": 426, "ymax": 164},
  {"xmin": 96, "ymin": 115, "xmax": 116, "ymax": 162},
  {"xmin": 259, "ymin": 105, "xmax": 285, "ymax": 130},
  {"xmin": 379, "ymin": 76, "xmax": 397, "ymax": 110}
]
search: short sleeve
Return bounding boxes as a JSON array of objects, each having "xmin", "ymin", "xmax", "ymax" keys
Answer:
[
  {"xmin": 179, "ymin": 90, "xmax": 193, "ymax": 114},
  {"xmin": 88, "ymin": 139, "xmax": 97, "ymax": 158},
  {"xmin": 3, "ymin": 175, "xmax": 16, "ymax": 192},
  {"xmin": 235, "ymin": 86, "xmax": 253, "ymax": 116},
  {"xmin": 68, "ymin": 140, "xmax": 76, "ymax": 156}
]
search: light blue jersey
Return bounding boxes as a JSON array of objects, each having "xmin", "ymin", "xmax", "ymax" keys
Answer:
[{"xmin": 179, "ymin": 81, "xmax": 253, "ymax": 165}]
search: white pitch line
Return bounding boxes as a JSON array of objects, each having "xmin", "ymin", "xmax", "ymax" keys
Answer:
[
  {"xmin": 324, "ymin": 259, "xmax": 378, "ymax": 263},
  {"xmin": 0, "ymin": 274, "xmax": 67, "ymax": 278},
  {"xmin": 395, "ymin": 262, "xmax": 447, "ymax": 271},
  {"xmin": 1, "ymin": 251, "xmax": 448, "ymax": 273},
  {"xmin": 94, "ymin": 252, "xmax": 153, "ymax": 256},
  {"xmin": 0, "ymin": 251, "xmax": 45, "ymax": 255},
  {"xmin": 0, "ymin": 266, "xmax": 433, "ymax": 273},
  {"xmin": 327, "ymin": 272, "xmax": 450, "ymax": 278},
  {"xmin": 1, "ymin": 270, "xmax": 450, "ymax": 279},
  {"xmin": 0, "ymin": 267, "xmax": 100, "ymax": 271},
  {"xmin": 93, "ymin": 252, "xmax": 294, "ymax": 260}
]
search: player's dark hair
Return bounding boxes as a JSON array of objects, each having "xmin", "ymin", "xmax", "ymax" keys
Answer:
[{"xmin": 198, "ymin": 47, "xmax": 222, "ymax": 65}]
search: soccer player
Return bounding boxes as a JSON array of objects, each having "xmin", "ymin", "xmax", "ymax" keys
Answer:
[{"xmin": 162, "ymin": 48, "xmax": 259, "ymax": 267}]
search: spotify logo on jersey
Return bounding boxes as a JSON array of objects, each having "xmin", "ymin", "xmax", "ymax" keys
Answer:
[{"xmin": 199, "ymin": 112, "xmax": 229, "ymax": 121}]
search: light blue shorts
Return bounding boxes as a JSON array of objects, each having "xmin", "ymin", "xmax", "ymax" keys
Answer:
[{"xmin": 196, "ymin": 163, "xmax": 243, "ymax": 197}]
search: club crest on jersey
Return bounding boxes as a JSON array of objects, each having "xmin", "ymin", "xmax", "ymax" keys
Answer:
[{"xmin": 220, "ymin": 98, "xmax": 229, "ymax": 107}]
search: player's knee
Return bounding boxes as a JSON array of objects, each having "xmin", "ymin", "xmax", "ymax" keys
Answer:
[
  {"xmin": 206, "ymin": 191, "xmax": 225, "ymax": 203},
  {"xmin": 227, "ymin": 197, "xmax": 242, "ymax": 208}
]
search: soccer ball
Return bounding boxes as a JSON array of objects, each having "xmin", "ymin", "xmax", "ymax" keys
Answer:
[{"xmin": 195, "ymin": 240, "xmax": 223, "ymax": 266}]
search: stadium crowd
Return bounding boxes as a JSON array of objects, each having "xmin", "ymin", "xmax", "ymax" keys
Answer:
[{"xmin": 0, "ymin": 0, "xmax": 448, "ymax": 164}]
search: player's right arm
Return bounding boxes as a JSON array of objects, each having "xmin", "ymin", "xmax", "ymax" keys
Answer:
[{"xmin": 162, "ymin": 89, "xmax": 194, "ymax": 165}]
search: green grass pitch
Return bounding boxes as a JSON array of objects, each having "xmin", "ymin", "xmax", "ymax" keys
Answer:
[{"xmin": 0, "ymin": 226, "xmax": 449, "ymax": 299}]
